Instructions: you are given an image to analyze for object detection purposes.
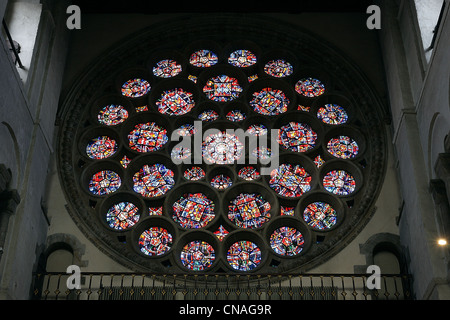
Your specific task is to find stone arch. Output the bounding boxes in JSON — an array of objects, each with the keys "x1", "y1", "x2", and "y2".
[
  {"x1": 44, "y1": 233, "x2": 87, "y2": 270},
  {"x1": 358, "y1": 233, "x2": 409, "y2": 275}
]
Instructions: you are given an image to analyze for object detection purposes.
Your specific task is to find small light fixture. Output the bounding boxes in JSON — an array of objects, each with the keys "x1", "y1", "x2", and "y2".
[{"x1": 437, "y1": 238, "x2": 448, "y2": 246}]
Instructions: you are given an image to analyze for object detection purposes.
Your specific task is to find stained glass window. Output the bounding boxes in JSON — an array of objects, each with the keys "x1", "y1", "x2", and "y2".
[
  {"x1": 171, "y1": 146, "x2": 191, "y2": 161},
  {"x1": 210, "y1": 174, "x2": 233, "y2": 190},
  {"x1": 303, "y1": 202, "x2": 337, "y2": 230},
  {"x1": 270, "y1": 227, "x2": 305, "y2": 256},
  {"x1": 314, "y1": 155, "x2": 325, "y2": 168},
  {"x1": 250, "y1": 88, "x2": 290, "y2": 116},
  {"x1": 128, "y1": 122, "x2": 168, "y2": 153},
  {"x1": 86, "y1": 136, "x2": 118, "y2": 160},
  {"x1": 281, "y1": 206, "x2": 295, "y2": 216},
  {"x1": 68, "y1": 37, "x2": 375, "y2": 274},
  {"x1": 323, "y1": 170, "x2": 356, "y2": 196},
  {"x1": 181, "y1": 240, "x2": 215, "y2": 271},
  {"x1": 149, "y1": 207, "x2": 163, "y2": 216},
  {"x1": 89, "y1": 170, "x2": 121, "y2": 196},
  {"x1": 228, "y1": 193, "x2": 271, "y2": 229},
  {"x1": 184, "y1": 166, "x2": 206, "y2": 181},
  {"x1": 228, "y1": 49, "x2": 257, "y2": 67},
  {"x1": 264, "y1": 59, "x2": 293, "y2": 78},
  {"x1": 238, "y1": 166, "x2": 260, "y2": 181},
  {"x1": 226, "y1": 110, "x2": 246, "y2": 122},
  {"x1": 317, "y1": 104, "x2": 348, "y2": 125},
  {"x1": 269, "y1": 164, "x2": 312, "y2": 197},
  {"x1": 203, "y1": 75, "x2": 243, "y2": 102},
  {"x1": 152, "y1": 59, "x2": 182, "y2": 78},
  {"x1": 172, "y1": 193, "x2": 215, "y2": 228},
  {"x1": 246, "y1": 124, "x2": 268, "y2": 136},
  {"x1": 133, "y1": 164, "x2": 175, "y2": 198},
  {"x1": 106, "y1": 202, "x2": 140, "y2": 230},
  {"x1": 295, "y1": 78, "x2": 325, "y2": 97},
  {"x1": 136, "y1": 105, "x2": 148, "y2": 113},
  {"x1": 188, "y1": 75, "x2": 197, "y2": 83},
  {"x1": 189, "y1": 50, "x2": 218, "y2": 68},
  {"x1": 327, "y1": 136, "x2": 359, "y2": 159},
  {"x1": 176, "y1": 124, "x2": 196, "y2": 137},
  {"x1": 298, "y1": 105, "x2": 311, "y2": 112},
  {"x1": 98, "y1": 104, "x2": 129, "y2": 126},
  {"x1": 139, "y1": 227, "x2": 173, "y2": 256},
  {"x1": 277, "y1": 122, "x2": 317, "y2": 152},
  {"x1": 227, "y1": 241, "x2": 261, "y2": 271},
  {"x1": 202, "y1": 132, "x2": 244, "y2": 164},
  {"x1": 214, "y1": 225, "x2": 229, "y2": 241},
  {"x1": 251, "y1": 147, "x2": 272, "y2": 160},
  {"x1": 121, "y1": 78, "x2": 151, "y2": 98},
  {"x1": 120, "y1": 155, "x2": 131, "y2": 168},
  {"x1": 156, "y1": 88, "x2": 195, "y2": 116},
  {"x1": 198, "y1": 109, "x2": 219, "y2": 122}
]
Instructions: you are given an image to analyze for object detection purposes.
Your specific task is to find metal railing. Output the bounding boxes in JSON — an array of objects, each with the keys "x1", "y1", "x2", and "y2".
[{"x1": 30, "y1": 272, "x2": 414, "y2": 300}]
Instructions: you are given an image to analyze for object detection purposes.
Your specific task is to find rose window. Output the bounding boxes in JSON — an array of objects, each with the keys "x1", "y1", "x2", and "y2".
[{"x1": 60, "y1": 19, "x2": 386, "y2": 274}]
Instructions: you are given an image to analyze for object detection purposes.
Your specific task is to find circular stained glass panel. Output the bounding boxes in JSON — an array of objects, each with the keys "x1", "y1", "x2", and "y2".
[
  {"x1": 198, "y1": 109, "x2": 219, "y2": 122},
  {"x1": 269, "y1": 164, "x2": 312, "y2": 197},
  {"x1": 181, "y1": 240, "x2": 215, "y2": 271},
  {"x1": 228, "y1": 49, "x2": 257, "y2": 67},
  {"x1": 238, "y1": 166, "x2": 260, "y2": 181},
  {"x1": 89, "y1": 170, "x2": 121, "y2": 196},
  {"x1": 202, "y1": 132, "x2": 244, "y2": 164},
  {"x1": 226, "y1": 110, "x2": 246, "y2": 122},
  {"x1": 264, "y1": 59, "x2": 294, "y2": 78},
  {"x1": 106, "y1": 202, "x2": 140, "y2": 230},
  {"x1": 172, "y1": 193, "x2": 215, "y2": 228},
  {"x1": 270, "y1": 227, "x2": 305, "y2": 256},
  {"x1": 203, "y1": 75, "x2": 243, "y2": 102},
  {"x1": 128, "y1": 122, "x2": 168, "y2": 153},
  {"x1": 228, "y1": 193, "x2": 271, "y2": 229},
  {"x1": 98, "y1": 104, "x2": 129, "y2": 126},
  {"x1": 303, "y1": 202, "x2": 337, "y2": 230},
  {"x1": 227, "y1": 241, "x2": 261, "y2": 271},
  {"x1": 317, "y1": 104, "x2": 348, "y2": 125},
  {"x1": 156, "y1": 88, "x2": 195, "y2": 116},
  {"x1": 121, "y1": 78, "x2": 151, "y2": 98},
  {"x1": 139, "y1": 227, "x2": 173, "y2": 256},
  {"x1": 210, "y1": 174, "x2": 233, "y2": 190},
  {"x1": 323, "y1": 170, "x2": 356, "y2": 196},
  {"x1": 152, "y1": 59, "x2": 182, "y2": 78},
  {"x1": 176, "y1": 123, "x2": 196, "y2": 137},
  {"x1": 278, "y1": 122, "x2": 317, "y2": 152},
  {"x1": 295, "y1": 78, "x2": 325, "y2": 97},
  {"x1": 189, "y1": 49, "x2": 218, "y2": 68},
  {"x1": 133, "y1": 164, "x2": 175, "y2": 198},
  {"x1": 86, "y1": 136, "x2": 118, "y2": 160},
  {"x1": 250, "y1": 88, "x2": 290, "y2": 116},
  {"x1": 184, "y1": 166, "x2": 206, "y2": 181},
  {"x1": 246, "y1": 124, "x2": 268, "y2": 136},
  {"x1": 327, "y1": 136, "x2": 359, "y2": 159}
]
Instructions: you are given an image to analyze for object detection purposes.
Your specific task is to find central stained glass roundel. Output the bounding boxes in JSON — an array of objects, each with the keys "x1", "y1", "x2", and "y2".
[
  {"x1": 203, "y1": 75, "x2": 243, "y2": 102},
  {"x1": 67, "y1": 35, "x2": 375, "y2": 274},
  {"x1": 202, "y1": 132, "x2": 244, "y2": 164}
]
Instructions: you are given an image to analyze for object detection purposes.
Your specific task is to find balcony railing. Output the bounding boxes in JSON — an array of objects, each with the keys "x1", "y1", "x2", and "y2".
[{"x1": 30, "y1": 272, "x2": 414, "y2": 300}]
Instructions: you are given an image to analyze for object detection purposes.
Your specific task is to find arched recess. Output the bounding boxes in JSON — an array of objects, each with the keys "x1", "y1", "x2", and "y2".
[
  {"x1": 44, "y1": 233, "x2": 87, "y2": 271},
  {"x1": 358, "y1": 233, "x2": 409, "y2": 275}
]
